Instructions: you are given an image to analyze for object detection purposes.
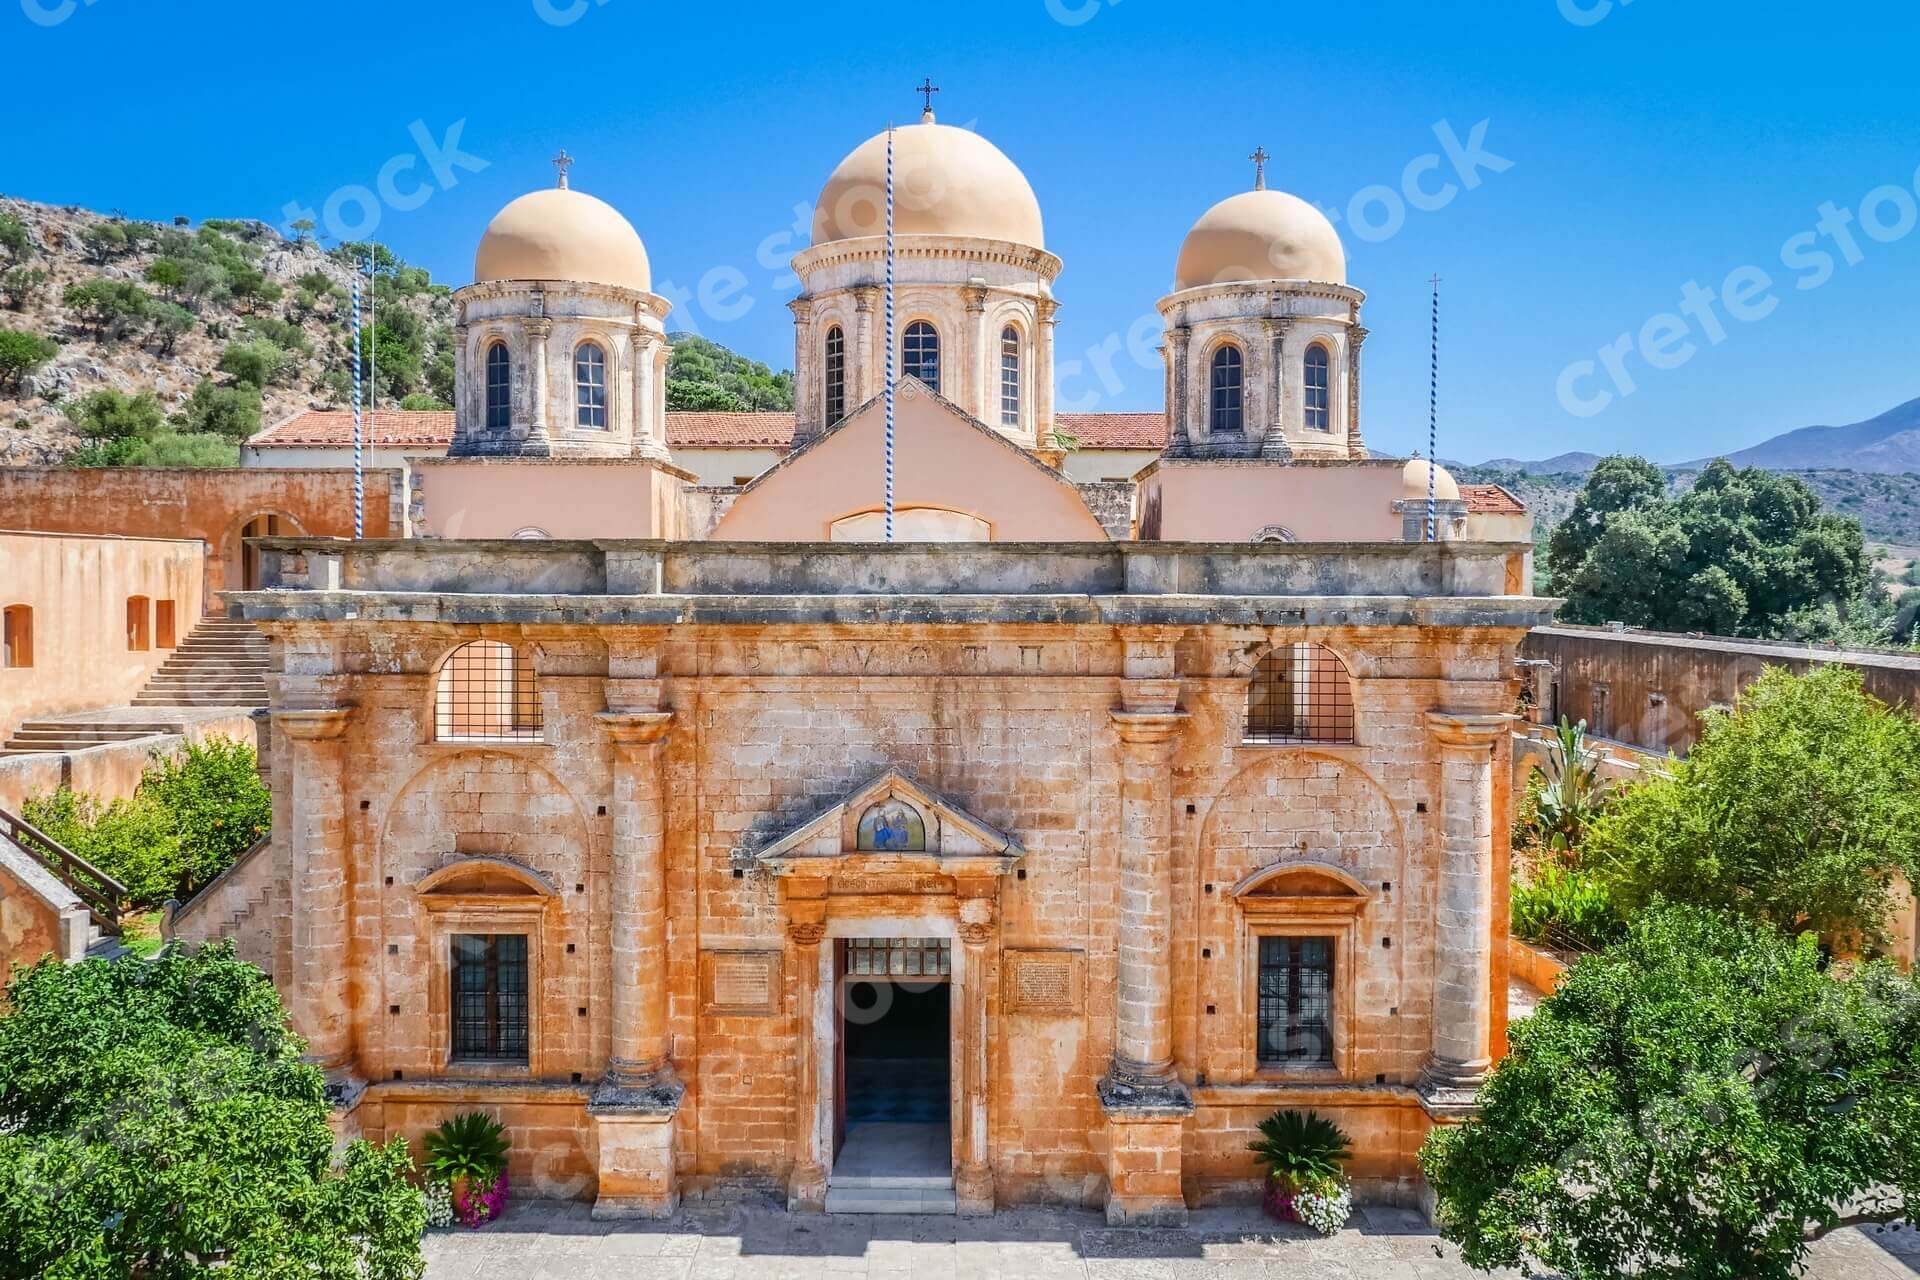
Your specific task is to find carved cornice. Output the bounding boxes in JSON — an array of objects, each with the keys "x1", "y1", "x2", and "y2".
[
  {"x1": 597, "y1": 710, "x2": 674, "y2": 750},
  {"x1": 1426, "y1": 711, "x2": 1512, "y2": 748},
  {"x1": 1111, "y1": 708, "x2": 1189, "y2": 745},
  {"x1": 274, "y1": 708, "x2": 354, "y2": 741}
]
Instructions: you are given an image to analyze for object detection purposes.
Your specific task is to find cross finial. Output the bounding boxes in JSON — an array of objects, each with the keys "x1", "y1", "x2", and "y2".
[
  {"x1": 916, "y1": 77, "x2": 940, "y2": 121},
  {"x1": 1249, "y1": 146, "x2": 1270, "y2": 191},
  {"x1": 552, "y1": 149, "x2": 574, "y2": 190}
]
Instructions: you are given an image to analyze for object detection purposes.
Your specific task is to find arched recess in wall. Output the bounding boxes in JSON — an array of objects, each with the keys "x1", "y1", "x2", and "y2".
[
  {"x1": 1196, "y1": 750, "x2": 1403, "y2": 888},
  {"x1": 225, "y1": 511, "x2": 309, "y2": 594}
]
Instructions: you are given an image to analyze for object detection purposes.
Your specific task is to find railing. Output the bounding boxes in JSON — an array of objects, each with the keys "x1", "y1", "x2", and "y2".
[{"x1": 0, "y1": 808, "x2": 127, "y2": 936}]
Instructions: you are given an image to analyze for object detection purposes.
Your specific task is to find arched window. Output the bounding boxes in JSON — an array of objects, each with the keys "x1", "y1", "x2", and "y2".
[
  {"x1": 903, "y1": 321, "x2": 940, "y2": 393},
  {"x1": 435, "y1": 640, "x2": 543, "y2": 742},
  {"x1": 1244, "y1": 644, "x2": 1355, "y2": 744},
  {"x1": 1304, "y1": 344, "x2": 1332, "y2": 431},
  {"x1": 575, "y1": 342, "x2": 608, "y2": 429},
  {"x1": 126, "y1": 596, "x2": 150, "y2": 652},
  {"x1": 824, "y1": 325, "x2": 846, "y2": 426},
  {"x1": 999, "y1": 326, "x2": 1021, "y2": 428},
  {"x1": 2, "y1": 605, "x2": 32, "y2": 669},
  {"x1": 1210, "y1": 344, "x2": 1244, "y2": 435},
  {"x1": 485, "y1": 342, "x2": 512, "y2": 432}
]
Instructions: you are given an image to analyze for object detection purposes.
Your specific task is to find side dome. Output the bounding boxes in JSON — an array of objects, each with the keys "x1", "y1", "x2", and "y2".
[
  {"x1": 812, "y1": 120, "x2": 1044, "y2": 249},
  {"x1": 474, "y1": 187, "x2": 651, "y2": 293},
  {"x1": 1402, "y1": 458, "x2": 1461, "y2": 503},
  {"x1": 1175, "y1": 188, "x2": 1346, "y2": 291}
]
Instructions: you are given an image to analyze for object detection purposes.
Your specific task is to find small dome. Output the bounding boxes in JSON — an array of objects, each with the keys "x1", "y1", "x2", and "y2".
[
  {"x1": 813, "y1": 118, "x2": 1044, "y2": 249},
  {"x1": 1402, "y1": 458, "x2": 1460, "y2": 502},
  {"x1": 474, "y1": 187, "x2": 651, "y2": 293},
  {"x1": 1175, "y1": 188, "x2": 1346, "y2": 291}
]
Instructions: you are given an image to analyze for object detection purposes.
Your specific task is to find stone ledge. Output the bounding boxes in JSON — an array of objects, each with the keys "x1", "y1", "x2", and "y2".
[
  {"x1": 587, "y1": 1075, "x2": 685, "y2": 1117},
  {"x1": 1098, "y1": 1074, "x2": 1196, "y2": 1119}
]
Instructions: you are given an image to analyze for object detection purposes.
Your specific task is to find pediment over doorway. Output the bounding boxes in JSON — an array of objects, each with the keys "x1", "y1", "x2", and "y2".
[{"x1": 750, "y1": 770, "x2": 1025, "y2": 878}]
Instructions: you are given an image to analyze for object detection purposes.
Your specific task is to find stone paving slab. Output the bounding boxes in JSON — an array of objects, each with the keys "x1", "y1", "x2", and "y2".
[{"x1": 423, "y1": 1200, "x2": 1918, "y2": 1279}]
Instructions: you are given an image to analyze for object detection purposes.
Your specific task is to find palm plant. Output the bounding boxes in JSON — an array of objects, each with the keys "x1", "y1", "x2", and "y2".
[
  {"x1": 1247, "y1": 1109, "x2": 1352, "y2": 1192},
  {"x1": 1526, "y1": 717, "x2": 1613, "y2": 855},
  {"x1": 422, "y1": 1111, "x2": 509, "y2": 1185}
]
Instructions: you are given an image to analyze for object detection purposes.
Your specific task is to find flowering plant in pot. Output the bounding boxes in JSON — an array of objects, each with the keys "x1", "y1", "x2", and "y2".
[
  {"x1": 1248, "y1": 1109, "x2": 1354, "y2": 1233},
  {"x1": 423, "y1": 1112, "x2": 511, "y2": 1227}
]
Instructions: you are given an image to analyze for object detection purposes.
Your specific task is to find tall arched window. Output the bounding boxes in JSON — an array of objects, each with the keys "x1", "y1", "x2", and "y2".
[
  {"x1": 824, "y1": 325, "x2": 846, "y2": 426},
  {"x1": 2, "y1": 605, "x2": 32, "y2": 669},
  {"x1": 903, "y1": 321, "x2": 940, "y2": 393},
  {"x1": 1244, "y1": 644, "x2": 1356, "y2": 744},
  {"x1": 575, "y1": 342, "x2": 608, "y2": 429},
  {"x1": 1210, "y1": 344, "x2": 1245, "y2": 435},
  {"x1": 1304, "y1": 343, "x2": 1332, "y2": 431},
  {"x1": 485, "y1": 342, "x2": 512, "y2": 431},
  {"x1": 999, "y1": 326, "x2": 1021, "y2": 428},
  {"x1": 436, "y1": 640, "x2": 543, "y2": 742}
]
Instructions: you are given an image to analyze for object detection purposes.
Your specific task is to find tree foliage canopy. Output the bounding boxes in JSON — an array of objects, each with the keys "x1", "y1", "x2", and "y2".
[
  {"x1": 665, "y1": 332, "x2": 795, "y2": 412},
  {"x1": 1422, "y1": 904, "x2": 1920, "y2": 1280},
  {"x1": 1546, "y1": 457, "x2": 1870, "y2": 639},
  {"x1": 0, "y1": 327, "x2": 58, "y2": 391},
  {"x1": 0, "y1": 944, "x2": 425, "y2": 1280}
]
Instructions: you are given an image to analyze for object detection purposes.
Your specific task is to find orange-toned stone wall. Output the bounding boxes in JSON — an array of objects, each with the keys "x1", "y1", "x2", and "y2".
[{"x1": 0, "y1": 853, "x2": 72, "y2": 983}]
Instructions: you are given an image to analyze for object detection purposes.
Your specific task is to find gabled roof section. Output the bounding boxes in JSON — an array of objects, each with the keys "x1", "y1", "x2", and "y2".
[{"x1": 750, "y1": 769, "x2": 1025, "y2": 877}]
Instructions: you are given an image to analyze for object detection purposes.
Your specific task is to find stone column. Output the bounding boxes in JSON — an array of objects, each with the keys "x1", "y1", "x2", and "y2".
[
  {"x1": 277, "y1": 707, "x2": 358, "y2": 1099},
  {"x1": 1260, "y1": 317, "x2": 1294, "y2": 459},
  {"x1": 1419, "y1": 712, "x2": 1510, "y2": 1112},
  {"x1": 1346, "y1": 324, "x2": 1369, "y2": 458},
  {"x1": 452, "y1": 321, "x2": 471, "y2": 446},
  {"x1": 589, "y1": 700, "x2": 681, "y2": 1219},
  {"x1": 1164, "y1": 325, "x2": 1191, "y2": 456},
  {"x1": 630, "y1": 329, "x2": 670, "y2": 463},
  {"x1": 963, "y1": 286, "x2": 989, "y2": 426},
  {"x1": 1034, "y1": 297, "x2": 1058, "y2": 444},
  {"x1": 785, "y1": 901, "x2": 831, "y2": 1212},
  {"x1": 788, "y1": 297, "x2": 817, "y2": 443},
  {"x1": 526, "y1": 317, "x2": 553, "y2": 453},
  {"x1": 1099, "y1": 652, "x2": 1192, "y2": 1226},
  {"x1": 955, "y1": 881, "x2": 998, "y2": 1216},
  {"x1": 853, "y1": 287, "x2": 879, "y2": 405}
]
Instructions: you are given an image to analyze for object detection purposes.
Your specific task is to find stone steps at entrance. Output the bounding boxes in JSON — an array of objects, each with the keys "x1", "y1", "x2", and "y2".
[
  {"x1": 825, "y1": 1120, "x2": 954, "y2": 1215},
  {"x1": 823, "y1": 1184, "x2": 958, "y2": 1214}
]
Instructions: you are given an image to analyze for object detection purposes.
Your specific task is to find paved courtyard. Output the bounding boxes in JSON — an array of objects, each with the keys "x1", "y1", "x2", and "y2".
[{"x1": 423, "y1": 1199, "x2": 1918, "y2": 1279}]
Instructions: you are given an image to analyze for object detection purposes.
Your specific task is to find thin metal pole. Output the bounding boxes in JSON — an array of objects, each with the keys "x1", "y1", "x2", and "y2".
[
  {"x1": 1426, "y1": 273, "x2": 1440, "y2": 543},
  {"x1": 351, "y1": 272, "x2": 364, "y2": 539},
  {"x1": 884, "y1": 125, "x2": 896, "y2": 543}
]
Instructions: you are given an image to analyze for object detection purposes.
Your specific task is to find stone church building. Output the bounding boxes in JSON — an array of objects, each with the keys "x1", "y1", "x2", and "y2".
[{"x1": 179, "y1": 99, "x2": 1550, "y2": 1224}]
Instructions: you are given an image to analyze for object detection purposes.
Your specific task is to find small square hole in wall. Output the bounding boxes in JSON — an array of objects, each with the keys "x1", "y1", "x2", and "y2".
[
  {"x1": 1185, "y1": 804, "x2": 1196, "y2": 815},
  {"x1": 359, "y1": 800, "x2": 370, "y2": 811},
  {"x1": 388, "y1": 1005, "x2": 399, "y2": 1015},
  {"x1": 571, "y1": 1072, "x2": 583, "y2": 1084},
  {"x1": 393, "y1": 1070, "x2": 404, "y2": 1081},
  {"x1": 1416, "y1": 802, "x2": 1429, "y2": 814},
  {"x1": 566, "y1": 943, "x2": 576, "y2": 954},
  {"x1": 1390, "y1": 1006, "x2": 1399, "y2": 1017},
  {"x1": 387, "y1": 944, "x2": 399, "y2": 955},
  {"x1": 1376, "y1": 1073, "x2": 1387, "y2": 1085},
  {"x1": 1016, "y1": 868, "x2": 1026, "y2": 881},
  {"x1": 1196, "y1": 1072, "x2": 1208, "y2": 1087},
  {"x1": 1206, "y1": 1005, "x2": 1216, "y2": 1015},
  {"x1": 1383, "y1": 881, "x2": 1393, "y2": 893},
  {"x1": 1201, "y1": 947, "x2": 1211, "y2": 959},
  {"x1": 384, "y1": 876, "x2": 393, "y2": 886},
  {"x1": 732, "y1": 868, "x2": 744, "y2": 879},
  {"x1": 575, "y1": 883, "x2": 585, "y2": 894},
  {"x1": 1383, "y1": 937, "x2": 1393, "y2": 949},
  {"x1": 1204, "y1": 883, "x2": 1214, "y2": 894},
  {"x1": 597, "y1": 805, "x2": 607, "y2": 816},
  {"x1": 577, "y1": 1007, "x2": 587, "y2": 1018}
]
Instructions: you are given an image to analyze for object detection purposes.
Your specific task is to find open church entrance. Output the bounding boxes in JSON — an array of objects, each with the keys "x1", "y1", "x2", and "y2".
[{"x1": 828, "y1": 937, "x2": 955, "y2": 1212}]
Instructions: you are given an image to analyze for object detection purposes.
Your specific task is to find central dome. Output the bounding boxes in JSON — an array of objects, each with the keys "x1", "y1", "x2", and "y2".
[
  {"x1": 474, "y1": 186, "x2": 652, "y2": 293},
  {"x1": 812, "y1": 118, "x2": 1044, "y2": 249},
  {"x1": 1175, "y1": 188, "x2": 1346, "y2": 291}
]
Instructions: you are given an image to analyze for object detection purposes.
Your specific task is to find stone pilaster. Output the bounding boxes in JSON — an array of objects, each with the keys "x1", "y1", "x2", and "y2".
[
  {"x1": 1034, "y1": 296, "x2": 1058, "y2": 444},
  {"x1": 955, "y1": 880, "x2": 997, "y2": 1216},
  {"x1": 1418, "y1": 711, "x2": 1510, "y2": 1115},
  {"x1": 1346, "y1": 324, "x2": 1369, "y2": 458},
  {"x1": 853, "y1": 287, "x2": 879, "y2": 407},
  {"x1": 526, "y1": 317, "x2": 553, "y2": 453},
  {"x1": 788, "y1": 296, "x2": 817, "y2": 444},
  {"x1": 1163, "y1": 325, "x2": 1192, "y2": 457},
  {"x1": 785, "y1": 904, "x2": 831, "y2": 1212},
  {"x1": 276, "y1": 707, "x2": 360, "y2": 1105},
  {"x1": 964, "y1": 286, "x2": 989, "y2": 428},
  {"x1": 589, "y1": 698, "x2": 681, "y2": 1219},
  {"x1": 1259, "y1": 317, "x2": 1294, "y2": 459},
  {"x1": 631, "y1": 328, "x2": 670, "y2": 463}
]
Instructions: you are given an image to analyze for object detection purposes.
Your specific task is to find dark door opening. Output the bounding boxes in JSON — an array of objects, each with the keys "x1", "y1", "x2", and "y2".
[
  {"x1": 829, "y1": 938, "x2": 954, "y2": 1200},
  {"x1": 842, "y1": 979, "x2": 949, "y2": 1125}
]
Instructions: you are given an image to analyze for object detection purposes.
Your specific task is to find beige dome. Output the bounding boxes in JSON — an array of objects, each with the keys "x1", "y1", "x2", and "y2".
[
  {"x1": 474, "y1": 187, "x2": 651, "y2": 292},
  {"x1": 1402, "y1": 458, "x2": 1460, "y2": 503},
  {"x1": 813, "y1": 118, "x2": 1044, "y2": 248},
  {"x1": 1175, "y1": 188, "x2": 1346, "y2": 291}
]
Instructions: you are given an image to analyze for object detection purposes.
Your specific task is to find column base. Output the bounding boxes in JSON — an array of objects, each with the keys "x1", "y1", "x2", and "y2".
[
  {"x1": 955, "y1": 1161, "x2": 995, "y2": 1217},
  {"x1": 1099, "y1": 1076, "x2": 1194, "y2": 1227},
  {"x1": 588, "y1": 1075, "x2": 683, "y2": 1220},
  {"x1": 1415, "y1": 1057, "x2": 1488, "y2": 1120},
  {"x1": 320, "y1": 1069, "x2": 367, "y2": 1146},
  {"x1": 787, "y1": 1160, "x2": 829, "y2": 1213}
]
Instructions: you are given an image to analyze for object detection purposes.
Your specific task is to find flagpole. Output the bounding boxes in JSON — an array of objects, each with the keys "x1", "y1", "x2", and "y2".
[
  {"x1": 350, "y1": 271, "x2": 364, "y2": 540},
  {"x1": 884, "y1": 124, "x2": 896, "y2": 543},
  {"x1": 1426, "y1": 274, "x2": 1440, "y2": 543}
]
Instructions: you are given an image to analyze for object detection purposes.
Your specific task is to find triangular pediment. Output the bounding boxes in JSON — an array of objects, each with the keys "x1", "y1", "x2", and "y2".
[{"x1": 751, "y1": 769, "x2": 1024, "y2": 875}]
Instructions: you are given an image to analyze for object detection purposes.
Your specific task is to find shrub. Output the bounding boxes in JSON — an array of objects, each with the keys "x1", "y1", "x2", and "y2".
[
  {"x1": 218, "y1": 337, "x2": 288, "y2": 389},
  {"x1": 1510, "y1": 860, "x2": 1625, "y2": 953},
  {"x1": 141, "y1": 735, "x2": 271, "y2": 889},
  {"x1": 0, "y1": 265, "x2": 47, "y2": 310},
  {"x1": 67, "y1": 387, "x2": 165, "y2": 440},
  {"x1": 1513, "y1": 718, "x2": 1614, "y2": 855},
  {"x1": 0, "y1": 327, "x2": 57, "y2": 391},
  {"x1": 399, "y1": 392, "x2": 450, "y2": 411},
  {"x1": 62, "y1": 279, "x2": 149, "y2": 340},
  {"x1": 21, "y1": 787, "x2": 182, "y2": 906},
  {"x1": 1248, "y1": 1109, "x2": 1352, "y2": 1193},
  {"x1": 178, "y1": 376, "x2": 262, "y2": 439}
]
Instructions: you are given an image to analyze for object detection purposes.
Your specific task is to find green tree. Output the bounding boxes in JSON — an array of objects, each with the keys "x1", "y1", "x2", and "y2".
[
  {"x1": 666, "y1": 379, "x2": 747, "y2": 412},
  {"x1": 1588, "y1": 665, "x2": 1920, "y2": 950},
  {"x1": 78, "y1": 221, "x2": 131, "y2": 263},
  {"x1": 399, "y1": 392, "x2": 450, "y2": 411},
  {"x1": 0, "y1": 266, "x2": 47, "y2": 311},
  {"x1": 0, "y1": 944, "x2": 427, "y2": 1279},
  {"x1": 226, "y1": 263, "x2": 282, "y2": 313},
  {"x1": 0, "y1": 210, "x2": 34, "y2": 262},
  {"x1": 61, "y1": 279, "x2": 149, "y2": 341},
  {"x1": 288, "y1": 216, "x2": 317, "y2": 245},
  {"x1": 146, "y1": 300, "x2": 195, "y2": 356},
  {"x1": 66, "y1": 388, "x2": 165, "y2": 441},
  {"x1": 1422, "y1": 905, "x2": 1920, "y2": 1280},
  {"x1": 666, "y1": 332, "x2": 795, "y2": 411},
  {"x1": 144, "y1": 256, "x2": 188, "y2": 300},
  {"x1": 0, "y1": 328, "x2": 57, "y2": 392},
  {"x1": 181, "y1": 260, "x2": 231, "y2": 312},
  {"x1": 218, "y1": 338, "x2": 288, "y2": 389},
  {"x1": 139, "y1": 736, "x2": 272, "y2": 890},
  {"x1": 178, "y1": 377, "x2": 262, "y2": 440}
]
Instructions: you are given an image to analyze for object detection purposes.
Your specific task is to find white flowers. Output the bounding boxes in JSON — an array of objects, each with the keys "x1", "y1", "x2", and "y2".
[
  {"x1": 422, "y1": 1180, "x2": 454, "y2": 1230},
  {"x1": 1294, "y1": 1178, "x2": 1354, "y2": 1237}
]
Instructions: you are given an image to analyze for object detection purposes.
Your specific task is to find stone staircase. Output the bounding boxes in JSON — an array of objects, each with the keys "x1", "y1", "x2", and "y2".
[
  {"x1": 1, "y1": 718, "x2": 187, "y2": 755},
  {"x1": 131, "y1": 615, "x2": 270, "y2": 709}
]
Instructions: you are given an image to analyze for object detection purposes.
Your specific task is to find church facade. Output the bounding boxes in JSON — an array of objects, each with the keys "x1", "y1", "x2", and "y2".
[{"x1": 181, "y1": 98, "x2": 1548, "y2": 1224}]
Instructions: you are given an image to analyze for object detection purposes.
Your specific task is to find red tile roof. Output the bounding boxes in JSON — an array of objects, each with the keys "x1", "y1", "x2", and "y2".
[
  {"x1": 251, "y1": 410, "x2": 455, "y2": 449},
  {"x1": 1056, "y1": 412, "x2": 1167, "y2": 449},
  {"x1": 1460, "y1": 483, "x2": 1527, "y2": 515},
  {"x1": 664, "y1": 412, "x2": 794, "y2": 446}
]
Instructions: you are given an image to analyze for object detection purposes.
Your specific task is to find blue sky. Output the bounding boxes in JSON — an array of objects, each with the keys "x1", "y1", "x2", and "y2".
[{"x1": 3, "y1": 0, "x2": 1917, "y2": 464}]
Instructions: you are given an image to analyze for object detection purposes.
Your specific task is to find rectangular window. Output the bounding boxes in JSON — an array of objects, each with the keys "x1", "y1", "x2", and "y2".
[
  {"x1": 155, "y1": 600, "x2": 177, "y2": 649},
  {"x1": 126, "y1": 596, "x2": 150, "y2": 651},
  {"x1": 842, "y1": 936, "x2": 951, "y2": 978},
  {"x1": 451, "y1": 934, "x2": 529, "y2": 1063},
  {"x1": 1257, "y1": 936, "x2": 1334, "y2": 1066}
]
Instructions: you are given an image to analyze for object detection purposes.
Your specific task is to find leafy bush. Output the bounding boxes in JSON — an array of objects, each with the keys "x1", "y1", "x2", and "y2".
[
  {"x1": 20, "y1": 787, "x2": 181, "y2": 906},
  {"x1": 0, "y1": 210, "x2": 34, "y2": 261},
  {"x1": 399, "y1": 392, "x2": 450, "y2": 411},
  {"x1": 0, "y1": 943, "x2": 427, "y2": 1277},
  {"x1": 178, "y1": 376, "x2": 262, "y2": 439},
  {"x1": 62, "y1": 279, "x2": 149, "y2": 340},
  {"x1": 422, "y1": 1112, "x2": 510, "y2": 1184},
  {"x1": 1510, "y1": 860, "x2": 1625, "y2": 953},
  {"x1": 0, "y1": 265, "x2": 47, "y2": 310},
  {"x1": 1248, "y1": 1109, "x2": 1352, "y2": 1193},
  {"x1": 218, "y1": 337, "x2": 288, "y2": 389},
  {"x1": 67, "y1": 388, "x2": 166, "y2": 440},
  {"x1": 64, "y1": 430, "x2": 239, "y2": 468},
  {"x1": 0, "y1": 327, "x2": 57, "y2": 391}
]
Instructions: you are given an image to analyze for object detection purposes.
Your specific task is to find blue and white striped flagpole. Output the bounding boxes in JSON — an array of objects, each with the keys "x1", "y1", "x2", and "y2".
[
  {"x1": 884, "y1": 125, "x2": 897, "y2": 543},
  {"x1": 351, "y1": 272, "x2": 364, "y2": 540},
  {"x1": 1426, "y1": 274, "x2": 1440, "y2": 543}
]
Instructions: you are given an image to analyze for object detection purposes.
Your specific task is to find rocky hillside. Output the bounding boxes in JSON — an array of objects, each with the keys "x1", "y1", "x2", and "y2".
[{"x1": 0, "y1": 196, "x2": 452, "y2": 464}]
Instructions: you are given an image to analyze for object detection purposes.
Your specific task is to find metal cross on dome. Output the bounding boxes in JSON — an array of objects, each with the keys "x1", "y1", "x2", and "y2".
[
  {"x1": 553, "y1": 149, "x2": 574, "y2": 190},
  {"x1": 916, "y1": 77, "x2": 940, "y2": 115},
  {"x1": 1249, "y1": 146, "x2": 1270, "y2": 191}
]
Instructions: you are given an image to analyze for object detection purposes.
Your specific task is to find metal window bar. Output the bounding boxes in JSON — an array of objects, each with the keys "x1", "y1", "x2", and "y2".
[
  {"x1": 1257, "y1": 936, "x2": 1334, "y2": 1065},
  {"x1": 453, "y1": 934, "x2": 529, "y2": 1062},
  {"x1": 903, "y1": 321, "x2": 941, "y2": 393},
  {"x1": 824, "y1": 326, "x2": 846, "y2": 426},
  {"x1": 1304, "y1": 345, "x2": 1331, "y2": 430},
  {"x1": 436, "y1": 641, "x2": 543, "y2": 742},
  {"x1": 1000, "y1": 327, "x2": 1020, "y2": 427},
  {"x1": 575, "y1": 344, "x2": 608, "y2": 429},
  {"x1": 485, "y1": 344, "x2": 512, "y2": 431},
  {"x1": 842, "y1": 937, "x2": 951, "y2": 979},
  {"x1": 1244, "y1": 643, "x2": 1356, "y2": 744},
  {"x1": 1210, "y1": 346, "x2": 1244, "y2": 434}
]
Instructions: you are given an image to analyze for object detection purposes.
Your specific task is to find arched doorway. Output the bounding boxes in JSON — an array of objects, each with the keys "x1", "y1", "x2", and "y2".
[{"x1": 226, "y1": 513, "x2": 306, "y2": 595}]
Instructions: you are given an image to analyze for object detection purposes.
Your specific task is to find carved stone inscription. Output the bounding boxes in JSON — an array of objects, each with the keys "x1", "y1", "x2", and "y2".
[{"x1": 1004, "y1": 948, "x2": 1084, "y2": 1016}]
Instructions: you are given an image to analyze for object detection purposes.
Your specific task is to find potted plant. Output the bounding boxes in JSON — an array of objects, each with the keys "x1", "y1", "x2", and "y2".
[
  {"x1": 1247, "y1": 1108, "x2": 1354, "y2": 1233},
  {"x1": 423, "y1": 1111, "x2": 511, "y2": 1227}
]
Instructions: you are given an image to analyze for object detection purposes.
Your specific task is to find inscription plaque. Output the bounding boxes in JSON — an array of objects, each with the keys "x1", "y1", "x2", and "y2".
[
  {"x1": 701, "y1": 950, "x2": 781, "y2": 1016},
  {"x1": 1003, "y1": 948, "x2": 1084, "y2": 1016}
]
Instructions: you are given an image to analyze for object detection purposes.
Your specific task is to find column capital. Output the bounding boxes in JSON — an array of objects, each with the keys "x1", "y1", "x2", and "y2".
[
  {"x1": 1426, "y1": 711, "x2": 1511, "y2": 748},
  {"x1": 1035, "y1": 297, "x2": 1060, "y2": 324},
  {"x1": 788, "y1": 295, "x2": 814, "y2": 322},
  {"x1": 962, "y1": 285, "x2": 989, "y2": 312},
  {"x1": 1111, "y1": 708, "x2": 1189, "y2": 745},
  {"x1": 273, "y1": 707, "x2": 354, "y2": 741},
  {"x1": 788, "y1": 920, "x2": 828, "y2": 947},
  {"x1": 853, "y1": 285, "x2": 878, "y2": 312},
  {"x1": 598, "y1": 710, "x2": 674, "y2": 749},
  {"x1": 526, "y1": 317, "x2": 553, "y2": 339}
]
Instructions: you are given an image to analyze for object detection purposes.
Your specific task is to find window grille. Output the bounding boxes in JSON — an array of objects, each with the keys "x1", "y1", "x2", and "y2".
[
  {"x1": 452, "y1": 934, "x2": 529, "y2": 1062},
  {"x1": 1244, "y1": 644, "x2": 1355, "y2": 744},
  {"x1": 485, "y1": 343, "x2": 512, "y2": 431},
  {"x1": 575, "y1": 342, "x2": 608, "y2": 429},
  {"x1": 903, "y1": 321, "x2": 940, "y2": 393},
  {"x1": 1210, "y1": 345, "x2": 1244, "y2": 435},
  {"x1": 1304, "y1": 344, "x2": 1331, "y2": 430},
  {"x1": 435, "y1": 641, "x2": 543, "y2": 742},
  {"x1": 842, "y1": 937, "x2": 951, "y2": 979},
  {"x1": 824, "y1": 325, "x2": 846, "y2": 426},
  {"x1": 1258, "y1": 935, "x2": 1334, "y2": 1065},
  {"x1": 1000, "y1": 326, "x2": 1021, "y2": 428}
]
